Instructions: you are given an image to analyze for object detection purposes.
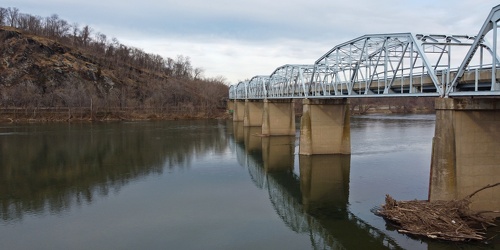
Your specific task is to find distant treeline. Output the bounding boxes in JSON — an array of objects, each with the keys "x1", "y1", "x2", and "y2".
[{"x1": 0, "y1": 7, "x2": 229, "y2": 121}]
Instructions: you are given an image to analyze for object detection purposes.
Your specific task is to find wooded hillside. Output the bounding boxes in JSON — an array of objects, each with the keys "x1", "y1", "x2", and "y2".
[{"x1": 0, "y1": 7, "x2": 229, "y2": 121}]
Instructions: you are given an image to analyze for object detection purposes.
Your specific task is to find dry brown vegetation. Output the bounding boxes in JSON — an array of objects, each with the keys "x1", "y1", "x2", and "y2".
[
  {"x1": 0, "y1": 7, "x2": 229, "y2": 122},
  {"x1": 377, "y1": 183, "x2": 500, "y2": 242}
]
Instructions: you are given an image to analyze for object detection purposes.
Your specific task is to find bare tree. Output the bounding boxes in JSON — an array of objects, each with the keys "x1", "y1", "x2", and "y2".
[
  {"x1": 55, "y1": 18, "x2": 70, "y2": 38},
  {"x1": 71, "y1": 22, "x2": 79, "y2": 45},
  {"x1": 94, "y1": 32, "x2": 107, "y2": 54},
  {"x1": 193, "y1": 67, "x2": 204, "y2": 80},
  {"x1": 6, "y1": 7, "x2": 19, "y2": 27},
  {"x1": 16, "y1": 14, "x2": 42, "y2": 34},
  {"x1": 173, "y1": 55, "x2": 192, "y2": 78},
  {"x1": 0, "y1": 7, "x2": 7, "y2": 26},
  {"x1": 81, "y1": 25, "x2": 92, "y2": 46}
]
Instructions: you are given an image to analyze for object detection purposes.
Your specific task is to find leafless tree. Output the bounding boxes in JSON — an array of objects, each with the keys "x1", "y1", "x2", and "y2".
[
  {"x1": 71, "y1": 22, "x2": 79, "y2": 45},
  {"x1": 193, "y1": 67, "x2": 204, "y2": 80},
  {"x1": 81, "y1": 25, "x2": 92, "y2": 46},
  {"x1": 173, "y1": 55, "x2": 193, "y2": 78},
  {"x1": 6, "y1": 7, "x2": 19, "y2": 27},
  {"x1": 0, "y1": 7, "x2": 8, "y2": 26}
]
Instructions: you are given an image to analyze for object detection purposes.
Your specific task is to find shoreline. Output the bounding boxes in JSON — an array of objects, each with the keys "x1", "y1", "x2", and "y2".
[{"x1": 0, "y1": 109, "x2": 231, "y2": 124}]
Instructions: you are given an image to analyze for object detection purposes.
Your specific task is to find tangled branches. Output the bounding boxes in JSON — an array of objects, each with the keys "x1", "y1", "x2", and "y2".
[{"x1": 377, "y1": 183, "x2": 500, "y2": 242}]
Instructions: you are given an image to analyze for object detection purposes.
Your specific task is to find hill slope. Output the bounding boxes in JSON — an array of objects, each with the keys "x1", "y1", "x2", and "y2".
[{"x1": 0, "y1": 26, "x2": 228, "y2": 121}]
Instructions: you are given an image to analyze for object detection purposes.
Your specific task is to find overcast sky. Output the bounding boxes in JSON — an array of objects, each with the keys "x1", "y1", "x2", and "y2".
[{"x1": 3, "y1": 0, "x2": 499, "y2": 84}]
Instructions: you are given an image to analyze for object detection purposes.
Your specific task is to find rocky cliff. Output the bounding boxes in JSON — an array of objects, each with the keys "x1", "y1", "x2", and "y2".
[{"x1": 0, "y1": 26, "x2": 228, "y2": 121}]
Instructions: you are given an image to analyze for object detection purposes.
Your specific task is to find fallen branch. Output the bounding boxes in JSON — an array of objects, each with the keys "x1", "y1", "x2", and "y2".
[
  {"x1": 467, "y1": 182, "x2": 500, "y2": 199},
  {"x1": 376, "y1": 183, "x2": 500, "y2": 242}
]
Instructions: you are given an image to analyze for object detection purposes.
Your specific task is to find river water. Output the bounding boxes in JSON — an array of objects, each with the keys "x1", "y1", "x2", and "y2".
[{"x1": 0, "y1": 115, "x2": 498, "y2": 250}]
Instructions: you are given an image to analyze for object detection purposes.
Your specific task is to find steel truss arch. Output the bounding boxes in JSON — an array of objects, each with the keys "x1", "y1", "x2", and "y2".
[
  {"x1": 228, "y1": 85, "x2": 236, "y2": 99},
  {"x1": 247, "y1": 75, "x2": 270, "y2": 99},
  {"x1": 448, "y1": 4, "x2": 500, "y2": 96},
  {"x1": 267, "y1": 64, "x2": 315, "y2": 98},
  {"x1": 310, "y1": 33, "x2": 477, "y2": 98},
  {"x1": 234, "y1": 80, "x2": 248, "y2": 99}
]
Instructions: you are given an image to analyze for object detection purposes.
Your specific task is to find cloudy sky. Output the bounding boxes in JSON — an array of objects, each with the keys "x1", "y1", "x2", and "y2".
[{"x1": 3, "y1": 0, "x2": 499, "y2": 84}]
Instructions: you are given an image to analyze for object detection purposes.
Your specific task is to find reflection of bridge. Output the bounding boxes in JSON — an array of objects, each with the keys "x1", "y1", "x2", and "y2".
[
  {"x1": 230, "y1": 123, "x2": 403, "y2": 249},
  {"x1": 228, "y1": 5, "x2": 500, "y2": 213}
]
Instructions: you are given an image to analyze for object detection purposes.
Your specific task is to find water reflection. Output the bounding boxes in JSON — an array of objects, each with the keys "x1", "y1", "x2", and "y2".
[
  {"x1": 262, "y1": 136, "x2": 294, "y2": 173},
  {"x1": 300, "y1": 155, "x2": 350, "y2": 213},
  {"x1": 233, "y1": 126, "x2": 402, "y2": 249},
  {"x1": 0, "y1": 120, "x2": 230, "y2": 222}
]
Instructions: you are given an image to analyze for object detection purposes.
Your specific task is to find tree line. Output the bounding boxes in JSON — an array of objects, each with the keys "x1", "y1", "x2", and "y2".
[
  {"x1": 0, "y1": 7, "x2": 207, "y2": 79},
  {"x1": 0, "y1": 7, "x2": 229, "y2": 121}
]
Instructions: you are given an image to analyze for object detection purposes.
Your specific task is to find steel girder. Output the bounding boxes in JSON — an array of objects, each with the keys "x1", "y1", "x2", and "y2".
[{"x1": 448, "y1": 4, "x2": 500, "y2": 96}]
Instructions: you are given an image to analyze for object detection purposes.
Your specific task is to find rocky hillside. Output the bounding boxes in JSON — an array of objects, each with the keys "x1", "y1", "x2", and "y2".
[{"x1": 0, "y1": 25, "x2": 228, "y2": 121}]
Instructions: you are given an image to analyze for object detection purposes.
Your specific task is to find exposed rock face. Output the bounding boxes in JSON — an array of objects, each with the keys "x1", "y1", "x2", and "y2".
[
  {"x1": 1, "y1": 27, "x2": 116, "y2": 99},
  {"x1": 0, "y1": 26, "x2": 228, "y2": 121}
]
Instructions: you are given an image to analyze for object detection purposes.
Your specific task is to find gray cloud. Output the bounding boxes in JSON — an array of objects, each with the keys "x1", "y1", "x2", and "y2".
[{"x1": 3, "y1": 0, "x2": 499, "y2": 83}]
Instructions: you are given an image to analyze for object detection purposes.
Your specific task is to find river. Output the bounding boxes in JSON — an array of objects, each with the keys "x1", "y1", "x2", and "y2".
[{"x1": 0, "y1": 115, "x2": 498, "y2": 249}]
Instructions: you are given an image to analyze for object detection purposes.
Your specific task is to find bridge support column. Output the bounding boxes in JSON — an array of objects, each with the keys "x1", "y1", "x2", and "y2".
[
  {"x1": 299, "y1": 99, "x2": 350, "y2": 155},
  {"x1": 227, "y1": 100, "x2": 235, "y2": 114},
  {"x1": 243, "y1": 100, "x2": 264, "y2": 127},
  {"x1": 262, "y1": 99, "x2": 295, "y2": 136},
  {"x1": 430, "y1": 98, "x2": 500, "y2": 215},
  {"x1": 233, "y1": 100, "x2": 245, "y2": 122}
]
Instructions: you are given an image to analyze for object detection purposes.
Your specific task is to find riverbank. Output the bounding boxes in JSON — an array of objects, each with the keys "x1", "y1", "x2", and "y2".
[{"x1": 0, "y1": 107, "x2": 230, "y2": 123}]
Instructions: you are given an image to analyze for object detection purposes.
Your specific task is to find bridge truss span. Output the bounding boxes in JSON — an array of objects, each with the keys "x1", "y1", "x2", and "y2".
[
  {"x1": 310, "y1": 33, "x2": 479, "y2": 98},
  {"x1": 267, "y1": 64, "x2": 315, "y2": 98},
  {"x1": 449, "y1": 4, "x2": 500, "y2": 95},
  {"x1": 230, "y1": 4, "x2": 500, "y2": 99}
]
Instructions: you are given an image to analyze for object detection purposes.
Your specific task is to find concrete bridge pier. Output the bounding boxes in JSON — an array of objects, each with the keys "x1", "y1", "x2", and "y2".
[
  {"x1": 262, "y1": 99, "x2": 296, "y2": 136},
  {"x1": 233, "y1": 100, "x2": 246, "y2": 122},
  {"x1": 430, "y1": 98, "x2": 500, "y2": 215},
  {"x1": 227, "y1": 100, "x2": 235, "y2": 114},
  {"x1": 299, "y1": 99, "x2": 351, "y2": 155},
  {"x1": 243, "y1": 100, "x2": 264, "y2": 127}
]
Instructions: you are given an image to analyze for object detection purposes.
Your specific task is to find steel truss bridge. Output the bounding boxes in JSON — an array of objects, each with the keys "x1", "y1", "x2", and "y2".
[{"x1": 229, "y1": 5, "x2": 500, "y2": 99}]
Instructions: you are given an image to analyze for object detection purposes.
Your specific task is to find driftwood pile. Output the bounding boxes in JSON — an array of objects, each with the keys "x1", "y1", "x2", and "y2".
[{"x1": 377, "y1": 183, "x2": 500, "y2": 242}]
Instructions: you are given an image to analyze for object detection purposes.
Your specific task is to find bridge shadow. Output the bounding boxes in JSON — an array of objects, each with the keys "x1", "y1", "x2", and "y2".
[{"x1": 232, "y1": 124, "x2": 402, "y2": 249}]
